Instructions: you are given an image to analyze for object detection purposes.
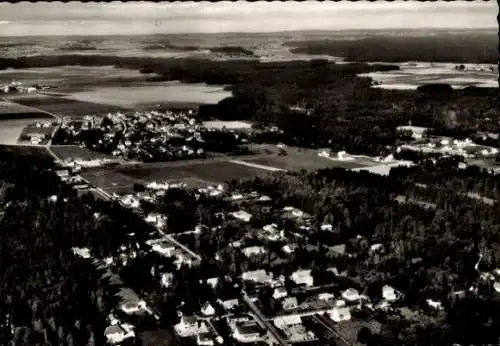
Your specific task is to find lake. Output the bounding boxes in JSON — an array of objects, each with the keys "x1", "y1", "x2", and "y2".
[{"x1": 359, "y1": 62, "x2": 498, "y2": 90}]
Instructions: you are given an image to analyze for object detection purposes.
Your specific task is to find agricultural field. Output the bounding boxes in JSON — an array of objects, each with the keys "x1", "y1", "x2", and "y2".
[
  {"x1": 8, "y1": 94, "x2": 126, "y2": 118},
  {"x1": 0, "y1": 144, "x2": 52, "y2": 159},
  {"x1": 50, "y1": 145, "x2": 117, "y2": 161},
  {"x1": 243, "y1": 146, "x2": 377, "y2": 171},
  {"x1": 81, "y1": 169, "x2": 141, "y2": 194},
  {"x1": 120, "y1": 160, "x2": 272, "y2": 186},
  {"x1": 0, "y1": 100, "x2": 51, "y2": 119}
]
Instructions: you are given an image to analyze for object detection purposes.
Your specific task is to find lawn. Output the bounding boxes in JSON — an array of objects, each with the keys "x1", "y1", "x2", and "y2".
[{"x1": 50, "y1": 145, "x2": 116, "y2": 161}]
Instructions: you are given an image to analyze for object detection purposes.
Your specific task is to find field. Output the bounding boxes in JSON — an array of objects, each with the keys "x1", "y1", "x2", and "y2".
[
  {"x1": 120, "y1": 160, "x2": 272, "y2": 185},
  {"x1": 81, "y1": 169, "x2": 142, "y2": 195},
  {"x1": 8, "y1": 94, "x2": 126, "y2": 118},
  {"x1": 0, "y1": 100, "x2": 52, "y2": 119},
  {"x1": 358, "y1": 63, "x2": 497, "y2": 90},
  {"x1": 0, "y1": 118, "x2": 53, "y2": 145},
  {"x1": 65, "y1": 81, "x2": 233, "y2": 109},
  {"x1": 50, "y1": 145, "x2": 117, "y2": 161},
  {"x1": 0, "y1": 144, "x2": 52, "y2": 159},
  {"x1": 242, "y1": 146, "x2": 377, "y2": 171}
]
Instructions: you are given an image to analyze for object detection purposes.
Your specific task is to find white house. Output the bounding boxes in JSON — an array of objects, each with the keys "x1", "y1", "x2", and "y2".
[
  {"x1": 151, "y1": 242, "x2": 176, "y2": 257},
  {"x1": 104, "y1": 324, "x2": 135, "y2": 345},
  {"x1": 382, "y1": 285, "x2": 397, "y2": 302},
  {"x1": 318, "y1": 293, "x2": 335, "y2": 301},
  {"x1": 273, "y1": 287, "x2": 288, "y2": 299},
  {"x1": 274, "y1": 315, "x2": 302, "y2": 329},
  {"x1": 341, "y1": 288, "x2": 360, "y2": 303},
  {"x1": 221, "y1": 299, "x2": 239, "y2": 311},
  {"x1": 206, "y1": 277, "x2": 219, "y2": 289},
  {"x1": 197, "y1": 332, "x2": 214, "y2": 346},
  {"x1": 241, "y1": 270, "x2": 272, "y2": 284},
  {"x1": 242, "y1": 246, "x2": 267, "y2": 258},
  {"x1": 201, "y1": 302, "x2": 215, "y2": 316},
  {"x1": 120, "y1": 300, "x2": 147, "y2": 315},
  {"x1": 329, "y1": 307, "x2": 351, "y2": 322},
  {"x1": 161, "y1": 273, "x2": 174, "y2": 288},
  {"x1": 175, "y1": 316, "x2": 207, "y2": 337},
  {"x1": 282, "y1": 244, "x2": 298, "y2": 254},
  {"x1": 290, "y1": 269, "x2": 314, "y2": 287},
  {"x1": 230, "y1": 210, "x2": 252, "y2": 222},
  {"x1": 426, "y1": 299, "x2": 444, "y2": 310}
]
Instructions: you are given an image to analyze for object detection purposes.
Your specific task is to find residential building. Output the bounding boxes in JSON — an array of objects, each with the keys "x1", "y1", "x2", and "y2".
[
  {"x1": 241, "y1": 269, "x2": 273, "y2": 284},
  {"x1": 274, "y1": 315, "x2": 302, "y2": 329},
  {"x1": 232, "y1": 321, "x2": 264, "y2": 343},
  {"x1": 230, "y1": 210, "x2": 252, "y2": 222},
  {"x1": 120, "y1": 300, "x2": 147, "y2": 315},
  {"x1": 104, "y1": 323, "x2": 135, "y2": 345},
  {"x1": 282, "y1": 243, "x2": 298, "y2": 254},
  {"x1": 426, "y1": 299, "x2": 444, "y2": 310},
  {"x1": 221, "y1": 299, "x2": 239, "y2": 311},
  {"x1": 282, "y1": 324, "x2": 318, "y2": 343},
  {"x1": 175, "y1": 316, "x2": 207, "y2": 337},
  {"x1": 318, "y1": 293, "x2": 335, "y2": 301},
  {"x1": 151, "y1": 242, "x2": 176, "y2": 257},
  {"x1": 382, "y1": 285, "x2": 397, "y2": 302},
  {"x1": 330, "y1": 306, "x2": 351, "y2": 322},
  {"x1": 342, "y1": 288, "x2": 360, "y2": 303},
  {"x1": 161, "y1": 273, "x2": 174, "y2": 288},
  {"x1": 242, "y1": 246, "x2": 266, "y2": 258},
  {"x1": 206, "y1": 277, "x2": 219, "y2": 289},
  {"x1": 273, "y1": 287, "x2": 288, "y2": 299},
  {"x1": 197, "y1": 332, "x2": 214, "y2": 346},
  {"x1": 282, "y1": 297, "x2": 299, "y2": 310},
  {"x1": 290, "y1": 269, "x2": 314, "y2": 287},
  {"x1": 201, "y1": 302, "x2": 215, "y2": 316}
]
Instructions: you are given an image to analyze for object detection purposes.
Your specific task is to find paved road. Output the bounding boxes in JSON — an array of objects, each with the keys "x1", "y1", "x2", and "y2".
[{"x1": 242, "y1": 291, "x2": 290, "y2": 346}]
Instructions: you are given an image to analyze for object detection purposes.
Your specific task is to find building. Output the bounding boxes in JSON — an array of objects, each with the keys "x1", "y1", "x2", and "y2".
[
  {"x1": 197, "y1": 332, "x2": 214, "y2": 346},
  {"x1": 242, "y1": 246, "x2": 266, "y2": 258},
  {"x1": 232, "y1": 321, "x2": 264, "y2": 343},
  {"x1": 241, "y1": 269, "x2": 273, "y2": 284},
  {"x1": 341, "y1": 288, "x2": 360, "y2": 303},
  {"x1": 274, "y1": 315, "x2": 302, "y2": 329},
  {"x1": 396, "y1": 125, "x2": 428, "y2": 139},
  {"x1": 230, "y1": 210, "x2": 252, "y2": 222},
  {"x1": 273, "y1": 287, "x2": 288, "y2": 300},
  {"x1": 206, "y1": 277, "x2": 219, "y2": 289},
  {"x1": 120, "y1": 300, "x2": 147, "y2": 315},
  {"x1": 201, "y1": 302, "x2": 215, "y2": 316},
  {"x1": 282, "y1": 243, "x2": 298, "y2": 254},
  {"x1": 282, "y1": 297, "x2": 299, "y2": 310},
  {"x1": 161, "y1": 273, "x2": 174, "y2": 288},
  {"x1": 290, "y1": 269, "x2": 314, "y2": 287},
  {"x1": 104, "y1": 324, "x2": 135, "y2": 345},
  {"x1": 426, "y1": 299, "x2": 444, "y2": 310},
  {"x1": 382, "y1": 285, "x2": 398, "y2": 302},
  {"x1": 221, "y1": 298, "x2": 239, "y2": 311},
  {"x1": 330, "y1": 307, "x2": 351, "y2": 322},
  {"x1": 175, "y1": 316, "x2": 207, "y2": 337},
  {"x1": 151, "y1": 242, "x2": 176, "y2": 257},
  {"x1": 318, "y1": 292, "x2": 335, "y2": 301}
]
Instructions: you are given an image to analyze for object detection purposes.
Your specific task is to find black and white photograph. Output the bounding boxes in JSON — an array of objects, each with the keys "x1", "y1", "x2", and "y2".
[{"x1": 0, "y1": 1, "x2": 498, "y2": 345}]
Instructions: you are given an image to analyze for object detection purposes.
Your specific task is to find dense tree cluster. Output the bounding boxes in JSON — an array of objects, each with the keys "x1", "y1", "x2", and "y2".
[{"x1": 286, "y1": 33, "x2": 498, "y2": 64}]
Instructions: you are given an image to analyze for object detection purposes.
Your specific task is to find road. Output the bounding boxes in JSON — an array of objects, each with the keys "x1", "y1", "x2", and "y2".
[
  {"x1": 311, "y1": 314, "x2": 352, "y2": 346},
  {"x1": 242, "y1": 291, "x2": 290, "y2": 346}
]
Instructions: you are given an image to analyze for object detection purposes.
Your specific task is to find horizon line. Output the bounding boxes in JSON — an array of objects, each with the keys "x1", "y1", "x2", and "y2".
[{"x1": 0, "y1": 27, "x2": 496, "y2": 38}]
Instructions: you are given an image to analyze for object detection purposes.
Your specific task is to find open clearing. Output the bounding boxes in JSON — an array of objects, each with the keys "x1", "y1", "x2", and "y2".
[
  {"x1": 120, "y1": 160, "x2": 272, "y2": 184},
  {"x1": 0, "y1": 100, "x2": 52, "y2": 119},
  {"x1": 9, "y1": 94, "x2": 126, "y2": 118},
  {"x1": 50, "y1": 145, "x2": 117, "y2": 161},
  {"x1": 0, "y1": 145, "x2": 52, "y2": 159}
]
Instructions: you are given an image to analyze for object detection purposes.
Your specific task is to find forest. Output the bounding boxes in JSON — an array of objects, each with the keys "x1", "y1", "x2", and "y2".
[
  {"x1": 0, "y1": 148, "x2": 158, "y2": 346},
  {"x1": 285, "y1": 32, "x2": 498, "y2": 64}
]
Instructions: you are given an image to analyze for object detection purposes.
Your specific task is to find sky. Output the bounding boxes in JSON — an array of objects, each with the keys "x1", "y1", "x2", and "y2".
[{"x1": 0, "y1": 1, "x2": 497, "y2": 36}]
